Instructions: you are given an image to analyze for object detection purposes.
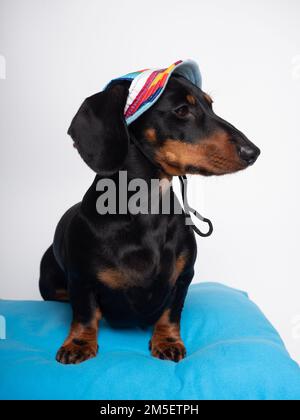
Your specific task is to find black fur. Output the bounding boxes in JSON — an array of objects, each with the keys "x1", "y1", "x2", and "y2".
[{"x1": 39, "y1": 74, "x2": 260, "y2": 363}]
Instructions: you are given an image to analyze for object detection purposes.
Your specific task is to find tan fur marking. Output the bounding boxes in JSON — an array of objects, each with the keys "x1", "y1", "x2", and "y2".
[
  {"x1": 150, "y1": 309, "x2": 186, "y2": 361},
  {"x1": 155, "y1": 133, "x2": 244, "y2": 176},
  {"x1": 98, "y1": 250, "x2": 157, "y2": 290},
  {"x1": 170, "y1": 253, "x2": 187, "y2": 286},
  {"x1": 186, "y1": 94, "x2": 196, "y2": 105},
  {"x1": 153, "y1": 310, "x2": 181, "y2": 342},
  {"x1": 97, "y1": 267, "x2": 142, "y2": 290},
  {"x1": 63, "y1": 308, "x2": 102, "y2": 347},
  {"x1": 145, "y1": 128, "x2": 157, "y2": 142},
  {"x1": 204, "y1": 93, "x2": 213, "y2": 105},
  {"x1": 57, "y1": 308, "x2": 102, "y2": 364},
  {"x1": 98, "y1": 268, "x2": 126, "y2": 289}
]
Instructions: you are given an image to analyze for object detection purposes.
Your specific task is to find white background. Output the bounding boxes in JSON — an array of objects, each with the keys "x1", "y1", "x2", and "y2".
[{"x1": 0, "y1": 0, "x2": 299, "y2": 364}]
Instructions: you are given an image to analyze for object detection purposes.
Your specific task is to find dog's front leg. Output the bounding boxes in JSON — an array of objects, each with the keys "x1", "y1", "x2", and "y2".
[
  {"x1": 150, "y1": 268, "x2": 194, "y2": 363},
  {"x1": 56, "y1": 282, "x2": 101, "y2": 365}
]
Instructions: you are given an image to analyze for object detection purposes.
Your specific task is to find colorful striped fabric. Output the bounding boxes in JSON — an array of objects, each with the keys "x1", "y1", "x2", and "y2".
[{"x1": 108, "y1": 59, "x2": 202, "y2": 125}]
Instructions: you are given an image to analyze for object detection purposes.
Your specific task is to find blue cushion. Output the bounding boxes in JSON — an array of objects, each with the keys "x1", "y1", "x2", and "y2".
[{"x1": 0, "y1": 283, "x2": 299, "y2": 400}]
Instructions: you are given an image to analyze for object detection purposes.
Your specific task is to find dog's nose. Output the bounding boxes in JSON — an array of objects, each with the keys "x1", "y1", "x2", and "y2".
[{"x1": 238, "y1": 144, "x2": 261, "y2": 166}]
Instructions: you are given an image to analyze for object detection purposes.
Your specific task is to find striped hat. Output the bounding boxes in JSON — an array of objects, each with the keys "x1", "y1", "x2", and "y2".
[{"x1": 108, "y1": 60, "x2": 202, "y2": 125}]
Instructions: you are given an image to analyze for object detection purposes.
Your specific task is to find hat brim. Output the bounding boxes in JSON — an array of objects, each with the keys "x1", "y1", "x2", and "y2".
[{"x1": 126, "y1": 59, "x2": 202, "y2": 125}]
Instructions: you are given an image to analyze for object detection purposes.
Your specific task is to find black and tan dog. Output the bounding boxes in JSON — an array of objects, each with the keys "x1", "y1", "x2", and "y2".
[{"x1": 39, "y1": 74, "x2": 260, "y2": 364}]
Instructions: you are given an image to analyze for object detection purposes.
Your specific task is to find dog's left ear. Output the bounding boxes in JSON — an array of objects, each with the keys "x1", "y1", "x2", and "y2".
[{"x1": 68, "y1": 82, "x2": 130, "y2": 175}]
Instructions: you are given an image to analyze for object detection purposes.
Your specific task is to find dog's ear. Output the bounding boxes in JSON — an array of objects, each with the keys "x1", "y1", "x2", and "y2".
[{"x1": 68, "y1": 82, "x2": 130, "y2": 175}]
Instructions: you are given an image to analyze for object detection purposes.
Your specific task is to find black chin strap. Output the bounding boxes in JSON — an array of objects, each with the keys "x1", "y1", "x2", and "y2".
[
  {"x1": 179, "y1": 175, "x2": 213, "y2": 237},
  {"x1": 130, "y1": 134, "x2": 214, "y2": 238}
]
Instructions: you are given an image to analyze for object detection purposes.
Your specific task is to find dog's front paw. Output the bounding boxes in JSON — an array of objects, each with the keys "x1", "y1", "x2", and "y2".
[
  {"x1": 56, "y1": 340, "x2": 98, "y2": 365},
  {"x1": 150, "y1": 339, "x2": 186, "y2": 363}
]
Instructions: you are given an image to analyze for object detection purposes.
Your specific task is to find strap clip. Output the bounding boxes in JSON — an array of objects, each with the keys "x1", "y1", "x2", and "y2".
[{"x1": 179, "y1": 175, "x2": 214, "y2": 238}]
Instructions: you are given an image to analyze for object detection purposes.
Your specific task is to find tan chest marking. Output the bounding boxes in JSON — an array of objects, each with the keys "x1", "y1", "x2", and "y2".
[
  {"x1": 170, "y1": 253, "x2": 188, "y2": 286},
  {"x1": 97, "y1": 268, "x2": 130, "y2": 290}
]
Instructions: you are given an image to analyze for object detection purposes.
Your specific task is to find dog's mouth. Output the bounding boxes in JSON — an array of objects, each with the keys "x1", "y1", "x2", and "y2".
[
  {"x1": 184, "y1": 165, "x2": 214, "y2": 176},
  {"x1": 154, "y1": 135, "x2": 259, "y2": 177},
  {"x1": 156, "y1": 155, "x2": 247, "y2": 177}
]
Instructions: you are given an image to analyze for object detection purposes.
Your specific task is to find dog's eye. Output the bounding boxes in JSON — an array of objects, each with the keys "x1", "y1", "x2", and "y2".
[{"x1": 174, "y1": 105, "x2": 190, "y2": 118}]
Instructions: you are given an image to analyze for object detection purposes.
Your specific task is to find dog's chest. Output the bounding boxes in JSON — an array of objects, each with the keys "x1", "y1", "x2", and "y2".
[
  {"x1": 97, "y1": 243, "x2": 175, "y2": 290},
  {"x1": 96, "y1": 214, "x2": 180, "y2": 288},
  {"x1": 97, "y1": 271, "x2": 174, "y2": 328},
  {"x1": 95, "y1": 241, "x2": 178, "y2": 326},
  {"x1": 93, "y1": 214, "x2": 186, "y2": 325}
]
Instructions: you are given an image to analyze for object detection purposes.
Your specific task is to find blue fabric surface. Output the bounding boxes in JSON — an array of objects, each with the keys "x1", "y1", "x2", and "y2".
[{"x1": 0, "y1": 283, "x2": 300, "y2": 400}]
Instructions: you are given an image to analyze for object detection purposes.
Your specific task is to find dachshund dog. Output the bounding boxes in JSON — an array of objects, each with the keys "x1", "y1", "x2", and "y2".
[{"x1": 39, "y1": 74, "x2": 260, "y2": 364}]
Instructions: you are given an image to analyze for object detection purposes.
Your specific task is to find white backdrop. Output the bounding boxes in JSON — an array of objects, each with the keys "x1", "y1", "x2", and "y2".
[{"x1": 0, "y1": 0, "x2": 299, "y2": 364}]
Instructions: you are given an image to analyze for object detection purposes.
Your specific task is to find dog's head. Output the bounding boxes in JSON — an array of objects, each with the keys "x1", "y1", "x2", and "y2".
[{"x1": 68, "y1": 75, "x2": 260, "y2": 176}]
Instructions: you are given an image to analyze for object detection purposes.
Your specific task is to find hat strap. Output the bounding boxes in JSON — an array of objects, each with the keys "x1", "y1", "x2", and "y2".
[{"x1": 130, "y1": 134, "x2": 214, "y2": 238}]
